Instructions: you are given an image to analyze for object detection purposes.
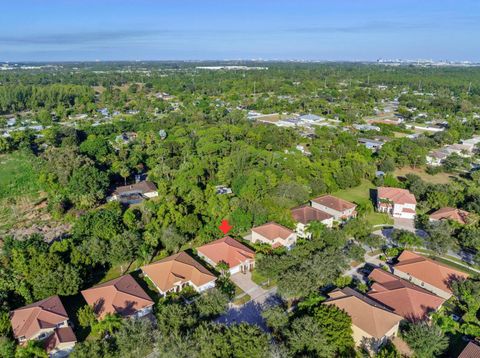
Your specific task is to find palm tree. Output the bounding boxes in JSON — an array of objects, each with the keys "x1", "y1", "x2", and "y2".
[
  {"x1": 306, "y1": 221, "x2": 325, "y2": 239},
  {"x1": 92, "y1": 313, "x2": 122, "y2": 336}
]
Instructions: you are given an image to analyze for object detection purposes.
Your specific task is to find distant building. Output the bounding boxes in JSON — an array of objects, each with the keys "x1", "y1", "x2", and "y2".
[
  {"x1": 376, "y1": 187, "x2": 416, "y2": 219},
  {"x1": 108, "y1": 181, "x2": 158, "y2": 205},
  {"x1": 353, "y1": 124, "x2": 381, "y2": 132},
  {"x1": 358, "y1": 138, "x2": 385, "y2": 151},
  {"x1": 215, "y1": 185, "x2": 233, "y2": 195}
]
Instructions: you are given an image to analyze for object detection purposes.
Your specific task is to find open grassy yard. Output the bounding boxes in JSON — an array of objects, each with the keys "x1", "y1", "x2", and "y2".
[
  {"x1": 394, "y1": 166, "x2": 455, "y2": 184},
  {"x1": 332, "y1": 179, "x2": 393, "y2": 226},
  {"x1": 0, "y1": 151, "x2": 41, "y2": 200},
  {"x1": 0, "y1": 151, "x2": 45, "y2": 232}
]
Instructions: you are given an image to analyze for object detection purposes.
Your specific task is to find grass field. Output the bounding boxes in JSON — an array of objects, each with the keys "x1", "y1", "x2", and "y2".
[
  {"x1": 394, "y1": 166, "x2": 454, "y2": 184},
  {"x1": 0, "y1": 151, "x2": 40, "y2": 200},
  {"x1": 332, "y1": 179, "x2": 393, "y2": 226},
  {"x1": 0, "y1": 151, "x2": 44, "y2": 232}
]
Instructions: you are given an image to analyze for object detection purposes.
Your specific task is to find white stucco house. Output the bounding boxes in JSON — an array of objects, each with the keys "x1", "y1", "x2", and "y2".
[{"x1": 376, "y1": 187, "x2": 416, "y2": 219}]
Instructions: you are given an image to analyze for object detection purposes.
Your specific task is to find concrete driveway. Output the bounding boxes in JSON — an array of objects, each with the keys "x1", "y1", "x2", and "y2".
[{"x1": 230, "y1": 271, "x2": 268, "y2": 302}]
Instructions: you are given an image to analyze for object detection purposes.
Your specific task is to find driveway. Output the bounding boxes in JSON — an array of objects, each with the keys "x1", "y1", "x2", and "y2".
[
  {"x1": 216, "y1": 287, "x2": 280, "y2": 330},
  {"x1": 217, "y1": 271, "x2": 281, "y2": 329},
  {"x1": 230, "y1": 271, "x2": 268, "y2": 302}
]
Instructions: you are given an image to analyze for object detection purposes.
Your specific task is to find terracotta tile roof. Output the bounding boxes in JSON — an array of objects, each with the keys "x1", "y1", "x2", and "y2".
[
  {"x1": 291, "y1": 205, "x2": 333, "y2": 224},
  {"x1": 251, "y1": 222, "x2": 294, "y2": 241},
  {"x1": 81, "y1": 274, "x2": 153, "y2": 319},
  {"x1": 142, "y1": 252, "x2": 216, "y2": 293},
  {"x1": 197, "y1": 236, "x2": 254, "y2": 269},
  {"x1": 44, "y1": 327, "x2": 77, "y2": 353},
  {"x1": 458, "y1": 341, "x2": 480, "y2": 358},
  {"x1": 311, "y1": 195, "x2": 356, "y2": 212},
  {"x1": 10, "y1": 296, "x2": 69, "y2": 341},
  {"x1": 324, "y1": 287, "x2": 403, "y2": 339},
  {"x1": 114, "y1": 181, "x2": 157, "y2": 195},
  {"x1": 394, "y1": 251, "x2": 469, "y2": 294},
  {"x1": 367, "y1": 269, "x2": 445, "y2": 321},
  {"x1": 377, "y1": 187, "x2": 417, "y2": 205},
  {"x1": 430, "y1": 207, "x2": 469, "y2": 225}
]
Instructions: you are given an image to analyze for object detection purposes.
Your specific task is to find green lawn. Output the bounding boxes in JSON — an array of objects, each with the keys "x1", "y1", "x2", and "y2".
[
  {"x1": 0, "y1": 151, "x2": 43, "y2": 232},
  {"x1": 251, "y1": 270, "x2": 276, "y2": 289},
  {"x1": 332, "y1": 179, "x2": 393, "y2": 226},
  {"x1": 0, "y1": 151, "x2": 41, "y2": 200}
]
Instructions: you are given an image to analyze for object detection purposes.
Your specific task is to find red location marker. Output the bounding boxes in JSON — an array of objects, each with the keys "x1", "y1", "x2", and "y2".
[{"x1": 219, "y1": 219, "x2": 232, "y2": 235}]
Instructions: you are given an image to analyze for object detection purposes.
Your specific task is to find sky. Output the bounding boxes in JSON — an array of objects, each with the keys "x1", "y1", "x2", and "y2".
[{"x1": 0, "y1": 0, "x2": 479, "y2": 62}]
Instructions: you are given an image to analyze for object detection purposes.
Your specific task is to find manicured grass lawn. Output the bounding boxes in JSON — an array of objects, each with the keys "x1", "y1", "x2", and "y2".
[
  {"x1": 394, "y1": 166, "x2": 455, "y2": 184},
  {"x1": 332, "y1": 179, "x2": 374, "y2": 205},
  {"x1": 332, "y1": 179, "x2": 393, "y2": 226},
  {"x1": 233, "y1": 293, "x2": 251, "y2": 306},
  {"x1": 251, "y1": 270, "x2": 276, "y2": 289}
]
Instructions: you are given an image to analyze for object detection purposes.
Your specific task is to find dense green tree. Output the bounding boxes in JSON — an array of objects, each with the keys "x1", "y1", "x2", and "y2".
[{"x1": 403, "y1": 322, "x2": 449, "y2": 358}]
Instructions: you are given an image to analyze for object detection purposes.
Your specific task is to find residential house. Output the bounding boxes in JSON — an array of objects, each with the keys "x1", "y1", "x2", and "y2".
[
  {"x1": 358, "y1": 138, "x2": 385, "y2": 151},
  {"x1": 324, "y1": 287, "x2": 403, "y2": 351},
  {"x1": 367, "y1": 268, "x2": 445, "y2": 321},
  {"x1": 251, "y1": 222, "x2": 297, "y2": 249},
  {"x1": 458, "y1": 341, "x2": 480, "y2": 358},
  {"x1": 426, "y1": 150, "x2": 449, "y2": 166},
  {"x1": 291, "y1": 205, "x2": 334, "y2": 237},
  {"x1": 10, "y1": 296, "x2": 76, "y2": 355},
  {"x1": 429, "y1": 207, "x2": 470, "y2": 225},
  {"x1": 461, "y1": 136, "x2": 480, "y2": 153},
  {"x1": 115, "y1": 132, "x2": 137, "y2": 145},
  {"x1": 196, "y1": 236, "x2": 255, "y2": 275},
  {"x1": 376, "y1": 187, "x2": 417, "y2": 219},
  {"x1": 353, "y1": 124, "x2": 381, "y2": 132},
  {"x1": 81, "y1": 274, "x2": 154, "y2": 320},
  {"x1": 311, "y1": 195, "x2": 357, "y2": 221},
  {"x1": 44, "y1": 327, "x2": 77, "y2": 357},
  {"x1": 142, "y1": 252, "x2": 217, "y2": 296},
  {"x1": 392, "y1": 251, "x2": 469, "y2": 299},
  {"x1": 108, "y1": 181, "x2": 158, "y2": 205}
]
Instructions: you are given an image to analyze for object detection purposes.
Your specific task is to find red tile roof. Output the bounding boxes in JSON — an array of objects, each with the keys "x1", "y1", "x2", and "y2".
[
  {"x1": 311, "y1": 195, "x2": 356, "y2": 212},
  {"x1": 142, "y1": 252, "x2": 216, "y2": 293},
  {"x1": 367, "y1": 269, "x2": 445, "y2": 321},
  {"x1": 197, "y1": 236, "x2": 254, "y2": 269},
  {"x1": 430, "y1": 207, "x2": 469, "y2": 225},
  {"x1": 458, "y1": 341, "x2": 480, "y2": 358},
  {"x1": 394, "y1": 251, "x2": 469, "y2": 294},
  {"x1": 10, "y1": 296, "x2": 69, "y2": 341},
  {"x1": 324, "y1": 288, "x2": 403, "y2": 339},
  {"x1": 44, "y1": 327, "x2": 77, "y2": 353},
  {"x1": 377, "y1": 187, "x2": 417, "y2": 205},
  {"x1": 291, "y1": 205, "x2": 333, "y2": 224},
  {"x1": 251, "y1": 222, "x2": 294, "y2": 241},
  {"x1": 81, "y1": 274, "x2": 153, "y2": 319}
]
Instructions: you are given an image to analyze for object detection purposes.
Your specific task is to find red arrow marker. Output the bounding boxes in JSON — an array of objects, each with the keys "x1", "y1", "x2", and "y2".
[{"x1": 219, "y1": 219, "x2": 232, "y2": 235}]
